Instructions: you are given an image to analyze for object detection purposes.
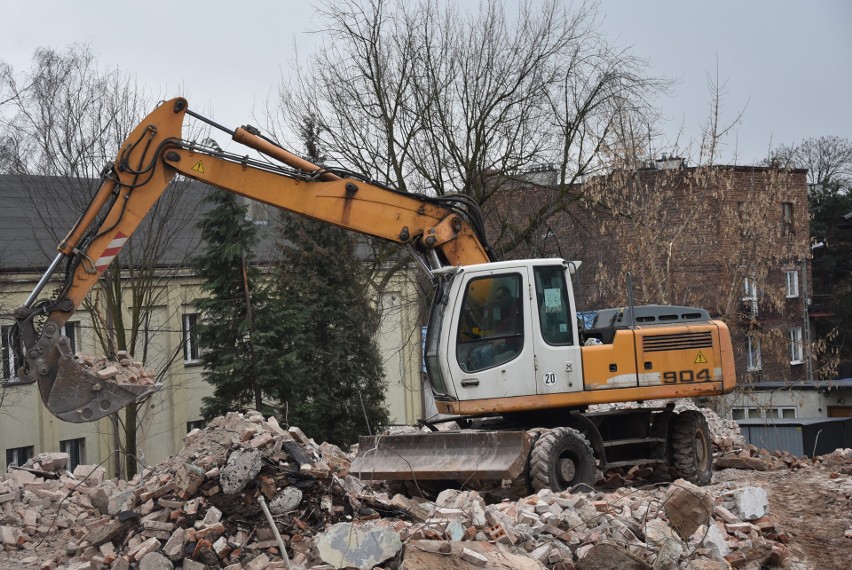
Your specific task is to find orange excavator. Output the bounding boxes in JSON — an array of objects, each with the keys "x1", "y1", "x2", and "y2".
[{"x1": 12, "y1": 98, "x2": 735, "y2": 492}]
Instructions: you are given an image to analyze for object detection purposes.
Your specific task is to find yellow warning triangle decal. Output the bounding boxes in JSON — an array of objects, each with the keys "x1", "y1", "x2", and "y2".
[
  {"x1": 192, "y1": 161, "x2": 205, "y2": 173},
  {"x1": 694, "y1": 351, "x2": 708, "y2": 364}
]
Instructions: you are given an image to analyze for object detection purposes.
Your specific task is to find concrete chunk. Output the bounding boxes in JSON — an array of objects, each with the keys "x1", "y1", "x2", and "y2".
[
  {"x1": 269, "y1": 486, "x2": 303, "y2": 515},
  {"x1": 139, "y1": 551, "x2": 174, "y2": 570},
  {"x1": 460, "y1": 547, "x2": 488, "y2": 567},
  {"x1": 664, "y1": 480, "x2": 714, "y2": 539},
  {"x1": 317, "y1": 522, "x2": 402, "y2": 570},
  {"x1": 220, "y1": 449, "x2": 262, "y2": 494},
  {"x1": 733, "y1": 486, "x2": 769, "y2": 521}
]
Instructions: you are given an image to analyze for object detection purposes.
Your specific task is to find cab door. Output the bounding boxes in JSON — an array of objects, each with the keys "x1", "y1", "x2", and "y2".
[
  {"x1": 530, "y1": 264, "x2": 584, "y2": 395},
  {"x1": 448, "y1": 267, "x2": 536, "y2": 401}
]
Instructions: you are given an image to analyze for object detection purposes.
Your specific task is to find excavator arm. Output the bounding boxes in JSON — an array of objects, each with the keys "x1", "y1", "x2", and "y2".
[{"x1": 12, "y1": 97, "x2": 492, "y2": 423}]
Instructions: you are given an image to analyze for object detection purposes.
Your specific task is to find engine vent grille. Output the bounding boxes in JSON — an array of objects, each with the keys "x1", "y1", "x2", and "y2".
[{"x1": 643, "y1": 331, "x2": 713, "y2": 352}]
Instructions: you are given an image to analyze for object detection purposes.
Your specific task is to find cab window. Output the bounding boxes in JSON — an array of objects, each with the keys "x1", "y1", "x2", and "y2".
[
  {"x1": 534, "y1": 266, "x2": 573, "y2": 345},
  {"x1": 456, "y1": 274, "x2": 523, "y2": 372}
]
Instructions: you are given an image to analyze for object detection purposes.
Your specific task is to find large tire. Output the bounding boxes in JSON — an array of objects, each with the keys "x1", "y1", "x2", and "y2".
[
  {"x1": 670, "y1": 410, "x2": 713, "y2": 485},
  {"x1": 529, "y1": 427, "x2": 596, "y2": 492}
]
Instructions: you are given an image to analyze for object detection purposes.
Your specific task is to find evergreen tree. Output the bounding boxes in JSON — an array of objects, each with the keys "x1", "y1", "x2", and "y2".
[
  {"x1": 268, "y1": 116, "x2": 389, "y2": 446},
  {"x1": 272, "y1": 216, "x2": 389, "y2": 446},
  {"x1": 810, "y1": 180, "x2": 852, "y2": 377},
  {"x1": 193, "y1": 188, "x2": 305, "y2": 418}
]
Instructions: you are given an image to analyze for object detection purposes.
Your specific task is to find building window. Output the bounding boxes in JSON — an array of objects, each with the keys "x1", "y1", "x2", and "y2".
[
  {"x1": 243, "y1": 198, "x2": 270, "y2": 226},
  {"x1": 187, "y1": 420, "x2": 206, "y2": 433},
  {"x1": 5, "y1": 445, "x2": 34, "y2": 469},
  {"x1": 1, "y1": 324, "x2": 20, "y2": 383},
  {"x1": 789, "y1": 327, "x2": 803, "y2": 364},
  {"x1": 732, "y1": 406, "x2": 797, "y2": 420},
  {"x1": 746, "y1": 335, "x2": 762, "y2": 371},
  {"x1": 742, "y1": 277, "x2": 758, "y2": 316},
  {"x1": 781, "y1": 202, "x2": 794, "y2": 236},
  {"x1": 3, "y1": 322, "x2": 78, "y2": 382},
  {"x1": 60, "y1": 438, "x2": 86, "y2": 471},
  {"x1": 183, "y1": 313, "x2": 201, "y2": 364},
  {"x1": 60, "y1": 321, "x2": 80, "y2": 353},
  {"x1": 785, "y1": 270, "x2": 799, "y2": 298}
]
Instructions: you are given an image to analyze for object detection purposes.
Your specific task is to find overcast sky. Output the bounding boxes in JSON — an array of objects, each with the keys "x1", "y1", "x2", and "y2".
[{"x1": 1, "y1": 0, "x2": 850, "y2": 165}]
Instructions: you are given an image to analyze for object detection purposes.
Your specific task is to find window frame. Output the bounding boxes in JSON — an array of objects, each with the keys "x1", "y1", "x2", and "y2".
[
  {"x1": 785, "y1": 270, "x2": 799, "y2": 299},
  {"x1": 182, "y1": 312, "x2": 202, "y2": 365},
  {"x1": 746, "y1": 335, "x2": 762, "y2": 372},
  {"x1": 1, "y1": 324, "x2": 19, "y2": 383},
  {"x1": 742, "y1": 277, "x2": 758, "y2": 316},
  {"x1": 789, "y1": 327, "x2": 803, "y2": 364},
  {"x1": 731, "y1": 406, "x2": 797, "y2": 420},
  {"x1": 533, "y1": 265, "x2": 574, "y2": 347},
  {"x1": 60, "y1": 438, "x2": 86, "y2": 471},
  {"x1": 781, "y1": 201, "x2": 794, "y2": 236},
  {"x1": 5, "y1": 445, "x2": 34, "y2": 469},
  {"x1": 60, "y1": 321, "x2": 80, "y2": 354},
  {"x1": 454, "y1": 273, "x2": 524, "y2": 373}
]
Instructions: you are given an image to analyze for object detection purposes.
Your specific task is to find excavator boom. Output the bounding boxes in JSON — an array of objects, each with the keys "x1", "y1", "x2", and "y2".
[{"x1": 13, "y1": 97, "x2": 492, "y2": 422}]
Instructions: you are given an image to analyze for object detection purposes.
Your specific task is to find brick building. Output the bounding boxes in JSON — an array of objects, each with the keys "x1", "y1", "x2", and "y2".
[{"x1": 487, "y1": 161, "x2": 852, "y2": 418}]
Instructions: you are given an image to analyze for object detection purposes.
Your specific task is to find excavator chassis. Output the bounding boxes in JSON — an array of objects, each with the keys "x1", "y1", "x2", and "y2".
[{"x1": 350, "y1": 405, "x2": 715, "y2": 493}]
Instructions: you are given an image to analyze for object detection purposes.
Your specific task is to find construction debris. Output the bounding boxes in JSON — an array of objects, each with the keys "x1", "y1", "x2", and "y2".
[
  {"x1": 74, "y1": 350, "x2": 158, "y2": 386},
  {"x1": 1, "y1": 409, "x2": 851, "y2": 570}
]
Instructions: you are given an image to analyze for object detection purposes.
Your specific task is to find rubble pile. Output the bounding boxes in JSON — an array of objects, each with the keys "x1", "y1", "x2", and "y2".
[
  {"x1": 589, "y1": 399, "x2": 746, "y2": 452},
  {"x1": 1, "y1": 410, "x2": 850, "y2": 569},
  {"x1": 74, "y1": 350, "x2": 158, "y2": 386}
]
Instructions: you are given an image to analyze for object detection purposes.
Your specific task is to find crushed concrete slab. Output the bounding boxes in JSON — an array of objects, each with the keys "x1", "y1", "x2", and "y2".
[
  {"x1": 732, "y1": 486, "x2": 770, "y2": 520},
  {"x1": 268, "y1": 486, "x2": 302, "y2": 515},
  {"x1": 219, "y1": 449, "x2": 262, "y2": 495},
  {"x1": 317, "y1": 522, "x2": 402, "y2": 569},
  {"x1": 663, "y1": 479, "x2": 714, "y2": 539}
]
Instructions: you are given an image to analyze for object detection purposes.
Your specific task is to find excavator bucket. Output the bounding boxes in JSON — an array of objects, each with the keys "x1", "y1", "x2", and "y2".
[
  {"x1": 42, "y1": 353, "x2": 161, "y2": 423},
  {"x1": 350, "y1": 430, "x2": 531, "y2": 481},
  {"x1": 35, "y1": 337, "x2": 161, "y2": 423}
]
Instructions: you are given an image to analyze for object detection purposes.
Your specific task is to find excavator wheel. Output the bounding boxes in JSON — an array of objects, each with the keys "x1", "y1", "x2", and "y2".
[
  {"x1": 670, "y1": 410, "x2": 713, "y2": 485},
  {"x1": 529, "y1": 427, "x2": 596, "y2": 493}
]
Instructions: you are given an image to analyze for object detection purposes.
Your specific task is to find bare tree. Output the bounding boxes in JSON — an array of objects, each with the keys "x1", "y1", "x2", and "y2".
[
  {"x1": 770, "y1": 136, "x2": 852, "y2": 188},
  {"x1": 275, "y1": 0, "x2": 666, "y2": 260},
  {"x1": 0, "y1": 45, "x2": 203, "y2": 478}
]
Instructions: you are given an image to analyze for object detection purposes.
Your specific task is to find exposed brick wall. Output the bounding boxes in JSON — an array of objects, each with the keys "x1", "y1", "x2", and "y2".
[{"x1": 486, "y1": 165, "x2": 812, "y2": 384}]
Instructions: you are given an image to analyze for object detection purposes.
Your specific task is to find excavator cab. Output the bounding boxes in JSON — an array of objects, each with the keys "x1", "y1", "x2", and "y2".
[
  {"x1": 351, "y1": 260, "x2": 586, "y2": 483},
  {"x1": 427, "y1": 259, "x2": 585, "y2": 411}
]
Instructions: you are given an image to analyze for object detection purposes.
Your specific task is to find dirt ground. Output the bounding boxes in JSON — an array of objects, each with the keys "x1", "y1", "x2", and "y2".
[{"x1": 712, "y1": 457, "x2": 852, "y2": 569}]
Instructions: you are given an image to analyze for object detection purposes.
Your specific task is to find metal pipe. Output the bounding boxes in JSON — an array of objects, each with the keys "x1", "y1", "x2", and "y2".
[
  {"x1": 257, "y1": 495, "x2": 291, "y2": 569},
  {"x1": 232, "y1": 126, "x2": 340, "y2": 182},
  {"x1": 24, "y1": 252, "x2": 65, "y2": 307}
]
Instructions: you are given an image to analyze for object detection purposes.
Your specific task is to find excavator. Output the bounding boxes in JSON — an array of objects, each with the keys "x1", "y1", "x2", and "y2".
[{"x1": 11, "y1": 97, "x2": 735, "y2": 493}]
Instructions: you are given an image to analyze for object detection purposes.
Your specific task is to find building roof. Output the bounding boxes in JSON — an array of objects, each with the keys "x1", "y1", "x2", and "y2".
[
  {"x1": 745, "y1": 379, "x2": 852, "y2": 391},
  {"x1": 736, "y1": 417, "x2": 852, "y2": 427},
  {"x1": 0, "y1": 174, "x2": 283, "y2": 273}
]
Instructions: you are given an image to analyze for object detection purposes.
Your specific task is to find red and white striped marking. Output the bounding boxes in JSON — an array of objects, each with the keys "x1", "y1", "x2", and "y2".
[{"x1": 94, "y1": 232, "x2": 128, "y2": 273}]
